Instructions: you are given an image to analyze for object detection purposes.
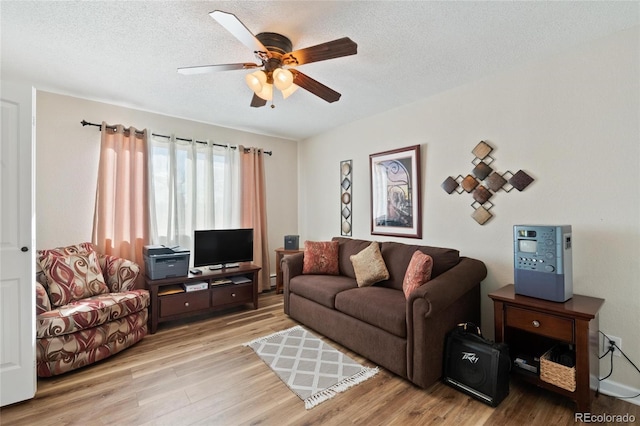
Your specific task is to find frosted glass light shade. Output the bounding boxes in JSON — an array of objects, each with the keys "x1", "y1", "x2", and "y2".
[
  {"x1": 255, "y1": 83, "x2": 273, "y2": 101},
  {"x1": 281, "y1": 83, "x2": 299, "y2": 99},
  {"x1": 245, "y1": 70, "x2": 267, "y2": 93},
  {"x1": 273, "y1": 68, "x2": 294, "y2": 91}
]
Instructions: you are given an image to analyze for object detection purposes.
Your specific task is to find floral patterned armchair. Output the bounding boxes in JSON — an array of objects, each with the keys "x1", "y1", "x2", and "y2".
[{"x1": 36, "y1": 242, "x2": 149, "y2": 377}]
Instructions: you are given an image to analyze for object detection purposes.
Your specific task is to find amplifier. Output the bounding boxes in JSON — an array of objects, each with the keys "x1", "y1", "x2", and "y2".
[{"x1": 443, "y1": 323, "x2": 510, "y2": 407}]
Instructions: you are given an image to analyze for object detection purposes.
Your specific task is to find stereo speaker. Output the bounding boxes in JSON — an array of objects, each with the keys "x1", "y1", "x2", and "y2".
[
  {"x1": 514, "y1": 225, "x2": 573, "y2": 302},
  {"x1": 443, "y1": 324, "x2": 510, "y2": 407},
  {"x1": 284, "y1": 235, "x2": 299, "y2": 250}
]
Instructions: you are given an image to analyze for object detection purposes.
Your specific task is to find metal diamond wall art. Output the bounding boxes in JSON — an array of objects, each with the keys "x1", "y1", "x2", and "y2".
[{"x1": 442, "y1": 141, "x2": 535, "y2": 225}]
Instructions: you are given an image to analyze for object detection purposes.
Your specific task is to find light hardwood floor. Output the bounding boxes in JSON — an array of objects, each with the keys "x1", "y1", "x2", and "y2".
[{"x1": 1, "y1": 292, "x2": 637, "y2": 425}]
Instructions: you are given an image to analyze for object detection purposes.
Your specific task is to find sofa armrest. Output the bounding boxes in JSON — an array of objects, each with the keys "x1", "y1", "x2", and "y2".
[
  {"x1": 98, "y1": 254, "x2": 141, "y2": 292},
  {"x1": 408, "y1": 257, "x2": 487, "y2": 318},
  {"x1": 282, "y1": 252, "x2": 304, "y2": 314},
  {"x1": 406, "y1": 257, "x2": 486, "y2": 388},
  {"x1": 35, "y1": 281, "x2": 52, "y2": 314},
  {"x1": 282, "y1": 252, "x2": 304, "y2": 284}
]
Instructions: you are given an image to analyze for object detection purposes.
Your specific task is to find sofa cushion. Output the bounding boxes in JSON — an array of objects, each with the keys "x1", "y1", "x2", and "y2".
[
  {"x1": 36, "y1": 289, "x2": 150, "y2": 338},
  {"x1": 380, "y1": 241, "x2": 459, "y2": 290},
  {"x1": 37, "y1": 309, "x2": 148, "y2": 362},
  {"x1": 332, "y1": 237, "x2": 375, "y2": 279},
  {"x1": 39, "y1": 250, "x2": 109, "y2": 307},
  {"x1": 289, "y1": 275, "x2": 356, "y2": 309},
  {"x1": 36, "y1": 315, "x2": 147, "y2": 377},
  {"x1": 402, "y1": 251, "x2": 433, "y2": 298},
  {"x1": 334, "y1": 287, "x2": 407, "y2": 338},
  {"x1": 303, "y1": 240, "x2": 340, "y2": 275},
  {"x1": 350, "y1": 242, "x2": 389, "y2": 287}
]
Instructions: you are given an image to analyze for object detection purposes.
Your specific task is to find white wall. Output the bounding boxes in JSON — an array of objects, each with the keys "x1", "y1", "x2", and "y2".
[
  {"x1": 35, "y1": 92, "x2": 298, "y2": 275},
  {"x1": 299, "y1": 27, "x2": 639, "y2": 390}
]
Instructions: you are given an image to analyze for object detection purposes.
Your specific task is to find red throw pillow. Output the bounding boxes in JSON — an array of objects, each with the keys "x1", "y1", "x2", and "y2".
[
  {"x1": 302, "y1": 240, "x2": 340, "y2": 275},
  {"x1": 402, "y1": 250, "x2": 433, "y2": 298}
]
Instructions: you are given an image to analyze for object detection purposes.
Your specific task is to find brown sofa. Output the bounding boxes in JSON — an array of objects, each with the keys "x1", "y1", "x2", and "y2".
[{"x1": 282, "y1": 237, "x2": 487, "y2": 389}]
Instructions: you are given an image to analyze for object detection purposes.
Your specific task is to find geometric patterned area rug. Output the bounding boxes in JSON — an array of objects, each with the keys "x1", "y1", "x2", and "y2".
[{"x1": 243, "y1": 325, "x2": 379, "y2": 409}]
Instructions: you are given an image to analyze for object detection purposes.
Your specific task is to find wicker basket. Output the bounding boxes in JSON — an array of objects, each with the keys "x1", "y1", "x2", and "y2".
[{"x1": 540, "y1": 346, "x2": 576, "y2": 392}]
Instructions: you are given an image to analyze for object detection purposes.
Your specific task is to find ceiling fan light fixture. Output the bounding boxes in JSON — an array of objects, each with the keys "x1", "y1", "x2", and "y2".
[
  {"x1": 255, "y1": 83, "x2": 273, "y2": 101},
  {"x1": 245, "y1": 70, "x2": 267, "y2": 93},
  {"x1": 281, "y1": 83, "x2": 299, "y2": 99},
  {"x1": 273, "y1": 68, "x2": 294, "y2": 91}
]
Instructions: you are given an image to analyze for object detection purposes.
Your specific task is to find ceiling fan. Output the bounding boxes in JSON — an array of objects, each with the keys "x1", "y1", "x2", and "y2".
[{"x1": 178, "y1": 10, "x2": 358, "y2": 108}]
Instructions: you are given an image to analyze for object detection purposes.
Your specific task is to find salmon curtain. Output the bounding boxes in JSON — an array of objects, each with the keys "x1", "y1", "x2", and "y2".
[
  {"x1": 92, "y1": 122, "x2": 149, "y2": 287},
  {"x1": 240, "y1": 146, "x2": 271, "y2": 292}
]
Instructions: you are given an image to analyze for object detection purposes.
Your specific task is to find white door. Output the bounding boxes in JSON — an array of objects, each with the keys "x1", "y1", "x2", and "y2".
[{"x1": 0, "y1": 81, "x2": 36, "y2": 406}]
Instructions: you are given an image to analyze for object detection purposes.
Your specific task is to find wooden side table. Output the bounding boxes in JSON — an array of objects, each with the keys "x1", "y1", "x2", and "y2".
[
  {"x1": 274, "y1": 247, "x2": 303, "y2": 294},
  {"x1": 489, "y1": 284, "x2": 604, "y2": 412}
]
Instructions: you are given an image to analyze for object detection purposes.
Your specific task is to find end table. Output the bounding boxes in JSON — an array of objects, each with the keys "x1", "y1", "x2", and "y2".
[{"x1": 489, "y1": 284, "x2": 604, "y2": 412}]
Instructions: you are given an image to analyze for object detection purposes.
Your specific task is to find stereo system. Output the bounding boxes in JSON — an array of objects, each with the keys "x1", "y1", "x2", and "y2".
[
  {"x1": 513, "y1": 225, "x2": 573, "y2": 302},
  {"x1": 443, "y1": 324, "x2": 510, "y2": 407}
]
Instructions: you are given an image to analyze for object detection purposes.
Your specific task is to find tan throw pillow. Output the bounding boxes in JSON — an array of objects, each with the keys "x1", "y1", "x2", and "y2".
[
  {"x1": 39, "y1": 250, "x2": 109, "y2": 307},
  {"x1": 403, "y1": 250, "x2": 433, "y2": 298},
  {"x1": 350, "y1": 241, "x2": 389, "y2": 287},
  {"x1": 302, "y1": 240, "x2": 340, "y2": 275}
]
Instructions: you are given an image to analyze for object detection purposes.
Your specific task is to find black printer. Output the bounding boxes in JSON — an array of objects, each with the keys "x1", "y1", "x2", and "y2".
[{"x1": 143, "y1": 245, "x2": 190, "y2": 280}]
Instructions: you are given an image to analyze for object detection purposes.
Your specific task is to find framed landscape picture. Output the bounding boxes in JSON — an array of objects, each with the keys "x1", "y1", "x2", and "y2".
[{"x1": 369, "y1": 145, "x2": 422, "y2": 238}]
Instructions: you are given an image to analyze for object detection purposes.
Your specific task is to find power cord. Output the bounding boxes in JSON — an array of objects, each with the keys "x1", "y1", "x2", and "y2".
[{"x1": 597, "y1": 331, "x2": 640, "y2": 399}]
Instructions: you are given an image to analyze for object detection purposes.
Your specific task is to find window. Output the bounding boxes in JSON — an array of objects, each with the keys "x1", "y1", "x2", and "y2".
[{"x1": 148, "y1": 136, "x2": 240, "y2": 252}]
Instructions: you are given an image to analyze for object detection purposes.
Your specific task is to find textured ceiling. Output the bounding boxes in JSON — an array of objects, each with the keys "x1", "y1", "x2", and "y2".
[{"x1": 1, "y1": 1, "x2": 638, "y2": 141}]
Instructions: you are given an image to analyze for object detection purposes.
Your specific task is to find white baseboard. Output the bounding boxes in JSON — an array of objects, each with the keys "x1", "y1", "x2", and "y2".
[
  {"x1": 270, "y1": 273, "x2": 276, "y2": 289},
  {"x1": 598, "y1": 379, "x2": 640, "y2": 407}
]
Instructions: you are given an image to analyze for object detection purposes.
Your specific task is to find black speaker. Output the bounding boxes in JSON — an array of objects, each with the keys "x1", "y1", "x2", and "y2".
[
  {"x1": 443, "y1": 323, "x2": 510, "y2": 407},
  {"x1": 284, "y1": 235, "x2": 299, "y2": 250}
]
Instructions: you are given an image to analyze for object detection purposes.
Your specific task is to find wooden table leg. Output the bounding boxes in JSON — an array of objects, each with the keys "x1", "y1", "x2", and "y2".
[
  {"x1": 275, "y1": 251, "x2": 284, "y2": 294},
  {"x1": 493, "y1": 300, "x2": 505, "y2": 342},
  {"x1": 149, "y1": 287, "x2": 158, "y2": 334},
  {"x1": 574, "y1": 318, "x2": 592, "y2": 413}
]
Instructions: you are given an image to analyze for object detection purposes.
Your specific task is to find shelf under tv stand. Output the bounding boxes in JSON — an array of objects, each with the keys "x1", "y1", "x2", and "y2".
[{"x1": 145, "y1": 263, "x2": 261, "y2": 334}]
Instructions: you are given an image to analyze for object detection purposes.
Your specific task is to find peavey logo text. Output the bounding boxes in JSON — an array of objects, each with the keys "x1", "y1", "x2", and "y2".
[{"x1": 461, "y1": 352, "x2": 480, "y2": 364}]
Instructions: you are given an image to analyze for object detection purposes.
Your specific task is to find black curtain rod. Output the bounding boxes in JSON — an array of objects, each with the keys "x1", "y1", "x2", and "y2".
[
  {"x1": 81, "y1": 119, "x2": 146, "y2": 136},
  {"x1": 81, "y1": 120, "x2": 272, "y2": 156}
]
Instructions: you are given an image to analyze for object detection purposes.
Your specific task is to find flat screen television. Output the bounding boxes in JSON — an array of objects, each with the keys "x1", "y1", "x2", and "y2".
[{"x1": 193, "y1": 228, "x2": 254, "y2": 268}]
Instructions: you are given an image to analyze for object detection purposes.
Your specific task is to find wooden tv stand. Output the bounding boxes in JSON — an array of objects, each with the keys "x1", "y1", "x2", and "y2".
[
  {"x1": 489, "y1": 284, "x2": 604, "y2": 412},
  {"x1": 145, "y1": 263, "x2": 261, "y2": 334}
]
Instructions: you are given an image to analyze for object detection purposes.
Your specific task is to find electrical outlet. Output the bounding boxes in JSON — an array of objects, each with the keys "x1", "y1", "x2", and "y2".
[
  {"x1": 602, "y1": 334, "x2": 622, "y2": 357},
  {"x1": 609, "y1": 335, "x2": 622, "y2": 357}
]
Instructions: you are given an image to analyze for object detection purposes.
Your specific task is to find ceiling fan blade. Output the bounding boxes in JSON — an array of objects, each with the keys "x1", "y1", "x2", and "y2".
[
  {"x1": 250, "y1": 93, "x2": 267, "y2": 108},
  {"x1": 290, "y1": 70, "x2": 341, "y2": 103},
  {"x1": 282, "y1": 37, "x2": 357, "y2": 66},
  {"x1": 178, "y1": 63, "x2": 259, "y2": 75},
  {"x1": 210, "y1": 10, "x2": 271, "y2": 59}
]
